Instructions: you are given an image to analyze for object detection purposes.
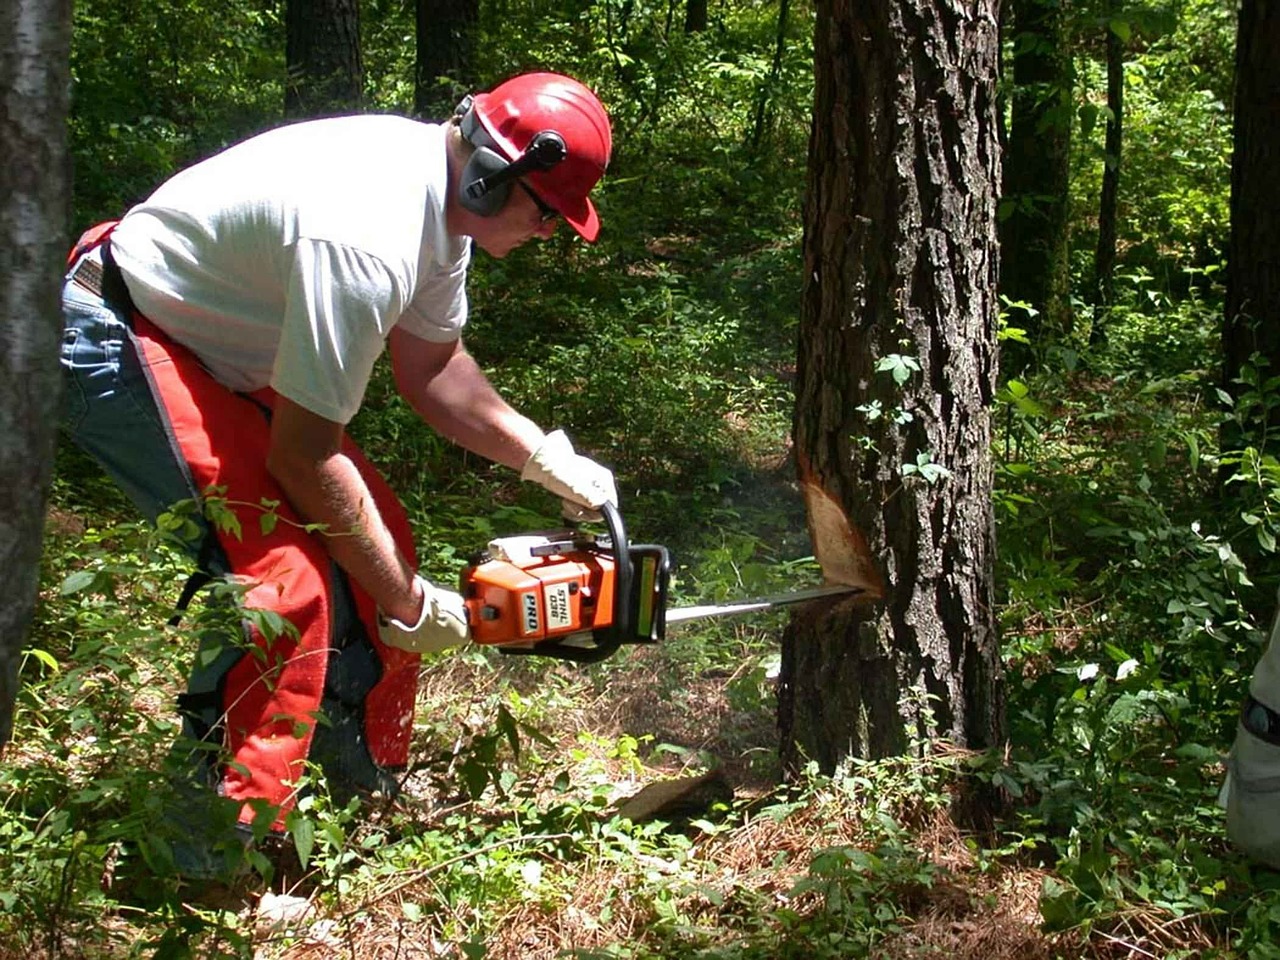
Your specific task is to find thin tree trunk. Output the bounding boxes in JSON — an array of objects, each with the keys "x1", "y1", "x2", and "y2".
[
  {"x1": 285, "y1": 0, "x2": 363, "y2": 118},
  {"x1": 748, "y1": 0, "x2": 791, "y2": 154},
  {"x1": 1000, "y1": 0, "x2": 1073, "y2": 363},
  {"x1": 1093, "y1": 17, "x2": 1124, "y2": 317},
  {"x1": 0, "y1": 0, "x2": 73, "y2": 751},
  {"x1": 779, "y1": 0, "x2": 1004, "y2": 770},
  {"x1": 685, "y1": 0, "x2": 707, "y2": 33}
]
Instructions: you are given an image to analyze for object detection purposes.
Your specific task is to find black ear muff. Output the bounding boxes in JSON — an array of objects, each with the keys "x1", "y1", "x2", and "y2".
[
  {"x1": 459, "y1": 146, "x2": 515, "y2": 217},
  {"x1": 455, "y1": 93, "x2": 568, "y2": 218}
]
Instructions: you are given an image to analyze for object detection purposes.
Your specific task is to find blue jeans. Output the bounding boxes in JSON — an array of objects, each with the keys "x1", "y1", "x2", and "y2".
[{"x1": 61, "y1": 249, "x2": 207, "y2": 531}]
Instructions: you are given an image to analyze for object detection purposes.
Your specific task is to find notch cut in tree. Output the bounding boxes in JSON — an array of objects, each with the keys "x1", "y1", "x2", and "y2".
[{"x1": 801, "y1": 479, "x2": 884, "y2": 599}]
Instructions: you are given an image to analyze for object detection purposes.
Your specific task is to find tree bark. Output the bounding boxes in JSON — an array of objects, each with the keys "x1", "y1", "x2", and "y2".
[
  {"x1": 779, "y1": 0, "x2": 1005, "y2": 771},
  {"x1": 748, "y1": 0, "x2": 792, "y2": 154},
  {"x1": 684, "y1": 0, "x2": 708, "y2": 33},
  {"x1": 1000, "y1": 0, "x2": 1073, "y2": 358},
  {"x1": 415, "y1": 0, "x2": 478, "y2": 120},
  {"x1": 1093, "y1": 14, "x2": 1124, "y2": 314},
  {"x1": 285, "y1": 0, "x2": 363, "y2": 118},
  {"x1": 0, "y1": 0, "x2": 73, "y2": 750},
  {"x1": 1221, "y1": 0, "x2": 1280, "y2": 458}
]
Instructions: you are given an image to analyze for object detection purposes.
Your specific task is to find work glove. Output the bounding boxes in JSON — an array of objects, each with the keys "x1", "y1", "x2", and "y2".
[
  {"x1": 520, "y1": 429, "x2": 618, "y2": 522},
  {"x1": 377, "y1": 575, "x2": 469, "y2": 654}
]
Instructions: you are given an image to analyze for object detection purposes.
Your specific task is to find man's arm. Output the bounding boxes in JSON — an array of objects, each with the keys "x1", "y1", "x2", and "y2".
[
  {"x1": 388, "y1": 328, "x2": 546, "y2": 469},
  {"x1": 390, "y1": 328, "x2": 618, "y2": 519},
  {"x1": 265, "y1": 396, "x2": 422, "y2": 624}
]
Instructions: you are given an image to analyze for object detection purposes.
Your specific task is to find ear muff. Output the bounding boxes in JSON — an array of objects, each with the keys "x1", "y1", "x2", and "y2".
[
  {"x1": 455, "y1": 94, "x2": 567, "y2": 218},
  {"x1": 459, "y1": 146, "x2": 515, "y2": 217}
]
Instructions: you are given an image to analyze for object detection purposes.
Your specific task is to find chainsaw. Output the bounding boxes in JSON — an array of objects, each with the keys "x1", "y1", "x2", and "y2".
[{"x1": 460, "y1": 502, "x2": 860, "y2": 663}]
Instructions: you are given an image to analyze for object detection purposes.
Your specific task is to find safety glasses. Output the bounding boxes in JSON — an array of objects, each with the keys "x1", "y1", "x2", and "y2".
[{"x1": 518, "y1": 180, "x2": 559, "y2": 223}]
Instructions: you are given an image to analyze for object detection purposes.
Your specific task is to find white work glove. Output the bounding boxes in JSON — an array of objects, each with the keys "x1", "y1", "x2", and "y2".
[
  {"x1": 377, "y1": 575, "x2": 469, "y2": 654},
  {"x1": 520, "y1": 429, "x2": 618, "y2": 522}
]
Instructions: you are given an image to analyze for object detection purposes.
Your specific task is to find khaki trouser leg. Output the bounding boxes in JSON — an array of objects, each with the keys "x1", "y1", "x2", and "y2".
[{"x1": 1225, "y1": 589, "x2": 1280, "y2": 868}]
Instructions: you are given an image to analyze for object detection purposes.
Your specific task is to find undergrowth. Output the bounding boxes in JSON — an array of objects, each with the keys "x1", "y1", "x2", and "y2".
[{"x1": 10, "y1": 273, "x2": 1280, "y2": 957}]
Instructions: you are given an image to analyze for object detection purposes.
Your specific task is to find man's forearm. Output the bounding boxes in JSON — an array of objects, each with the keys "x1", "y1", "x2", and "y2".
[
  {"x1": 406, "y1": 347, "x2": 544, "y2": 470},
  {"x1": 268, "y1": 449, "x2": 422, "y2": 624}
]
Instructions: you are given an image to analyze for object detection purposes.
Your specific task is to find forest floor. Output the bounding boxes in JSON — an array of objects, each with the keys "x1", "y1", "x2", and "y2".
[
  {"x1": 160, "y1": 647, "x2": 1133, "y2": 960},
  {"x1": 8, "y1": 377, "x2": 1254, "y2": 959}
]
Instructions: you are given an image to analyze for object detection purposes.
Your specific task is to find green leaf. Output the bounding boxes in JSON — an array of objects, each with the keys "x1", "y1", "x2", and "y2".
[
  {"x1": 460, "y1": 757, "x2": 489, "y2": 799},
  {"x1": 1079, "y1": 102, "x2": 1099, "y2": 138},
  {"x1": 875, "y1": 353, "x2": 921, "y2": 386},
  {"x1": 496, "y1": 703, "x2": 521, "y2": 761},
  {"x1": 290, "y1": 815, "x2": 315, "y2": 869},
  {"x1": 992, "y1": 769, "x2": 1024, "y2": 798},
  {"x1": 25, "y1": 648, "x2": 60, "y2": 672},
  {"x1": 1039, "y1": 876, "x2": 1081, "y2": 931},
  {"x1": 60, "y1": 569, "x2": 97, "y2": 595}
]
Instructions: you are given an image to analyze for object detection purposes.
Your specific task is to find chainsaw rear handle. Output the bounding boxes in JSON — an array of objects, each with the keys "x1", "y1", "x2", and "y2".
[{"x1": 499, "y1": 500, "x2": 633, "y2": 664}]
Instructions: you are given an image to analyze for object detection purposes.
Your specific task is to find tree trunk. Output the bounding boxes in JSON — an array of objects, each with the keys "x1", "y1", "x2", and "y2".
[
  {"x1": 0, "y1": 0, "x2": 73, "y2": 751},
  {"x1": 747, "y1": 0, "x2": 792, "y2": 154},
  {"x1": 779, "y1": 0, "x2": 1005, "y2": 771},
  {"x1": 685, "y1": 0, "x2": 708, "y2": 34},
  {"x1": 1221, "y1": 0, "x2": 1280, "y2": 459},
  {"x1": 1000, "y1": 0, "x2": 1073, "y2": 361},
  {"x1": 1092, "y1": 15, "x2": 1124, "y2": 316},
  {"x1": 415, "y1": 0, "x2": 478, "y2": 120},
  {"x1": 285, "y1": 0, "x2": 363, "y2": 118}
]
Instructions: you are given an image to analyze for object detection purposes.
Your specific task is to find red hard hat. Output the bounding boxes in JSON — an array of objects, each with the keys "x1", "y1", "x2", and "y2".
[{"x1": 469, "y1": 72, "x2": 612, "y2": 241}]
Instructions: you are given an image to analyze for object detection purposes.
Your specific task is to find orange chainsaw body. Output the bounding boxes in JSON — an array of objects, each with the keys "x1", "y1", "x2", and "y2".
[
  {"x1": 463, "y1": 538, "x2": 618, "y2": 646},
  {"x1": 459, "y1": 509, "x2": 670, "y2": 662}
]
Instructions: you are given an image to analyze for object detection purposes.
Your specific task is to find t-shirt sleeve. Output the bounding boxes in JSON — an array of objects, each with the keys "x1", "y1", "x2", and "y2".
[
  {"x1": 271, "y1": 238, "x2": 405, "y2": 424},
  {"x1": 395, "y1": 245, "x2": 470, "y2": 342}
]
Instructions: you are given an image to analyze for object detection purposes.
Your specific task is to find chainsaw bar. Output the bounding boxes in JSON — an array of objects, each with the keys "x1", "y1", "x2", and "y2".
[
  {"x1": 461, "y1": 503, "x2": 863, "y2": 662},
  {"x1": 664, "y1": 584, "x2": 860, "y2": 625}
]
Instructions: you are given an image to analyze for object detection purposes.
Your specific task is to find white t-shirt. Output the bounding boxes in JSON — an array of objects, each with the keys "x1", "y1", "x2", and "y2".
[{"x1": 110, "y1": 115, "x2": 470, "y2": 425}]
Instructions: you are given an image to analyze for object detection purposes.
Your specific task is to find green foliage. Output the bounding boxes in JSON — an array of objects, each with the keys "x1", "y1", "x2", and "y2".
[
  {"x1": 3, "y1": 518, "x2": 251, "y2": 955},
  {"x1": 69, "y1": 0, "x2": 284, "y2": 225},
  {"x1": 1065, "y1": 0, "x2": 1234, "y2": 303},
  {"x1": 988, "y1": 243, "x2": 1280, "y2": 954},
  {"x1": 24, "y1": 0, "x2": 1278, "y2": 956}
]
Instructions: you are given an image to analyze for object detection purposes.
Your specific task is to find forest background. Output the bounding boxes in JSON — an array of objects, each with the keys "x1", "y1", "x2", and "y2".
[{"x1": 4, "y1": 0, "x2": 1277, "y2": 957}]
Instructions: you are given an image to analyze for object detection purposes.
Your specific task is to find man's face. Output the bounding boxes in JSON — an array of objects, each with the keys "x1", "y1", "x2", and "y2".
[{"x1": 470, "y1": 179, "x2": 559, "y2": 258}]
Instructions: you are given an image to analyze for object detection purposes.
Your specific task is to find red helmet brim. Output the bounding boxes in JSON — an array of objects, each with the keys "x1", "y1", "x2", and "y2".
[{"x1": 562, "y1": 195, "x2": 600, "y2": 242}]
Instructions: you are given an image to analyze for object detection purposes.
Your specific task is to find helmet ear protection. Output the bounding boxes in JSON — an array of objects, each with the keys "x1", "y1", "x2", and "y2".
[{"x1": 455, "y1": 94, "x2": 567, "y2": 218}]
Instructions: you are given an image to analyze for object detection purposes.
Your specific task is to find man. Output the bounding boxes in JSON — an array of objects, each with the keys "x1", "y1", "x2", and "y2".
[
  {"x1": 60, "y1": 72, "x2": 617, "y2": 870},
  {"x1": 1223, "y1": 595, "x2": 1280, "y2": 868}
]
